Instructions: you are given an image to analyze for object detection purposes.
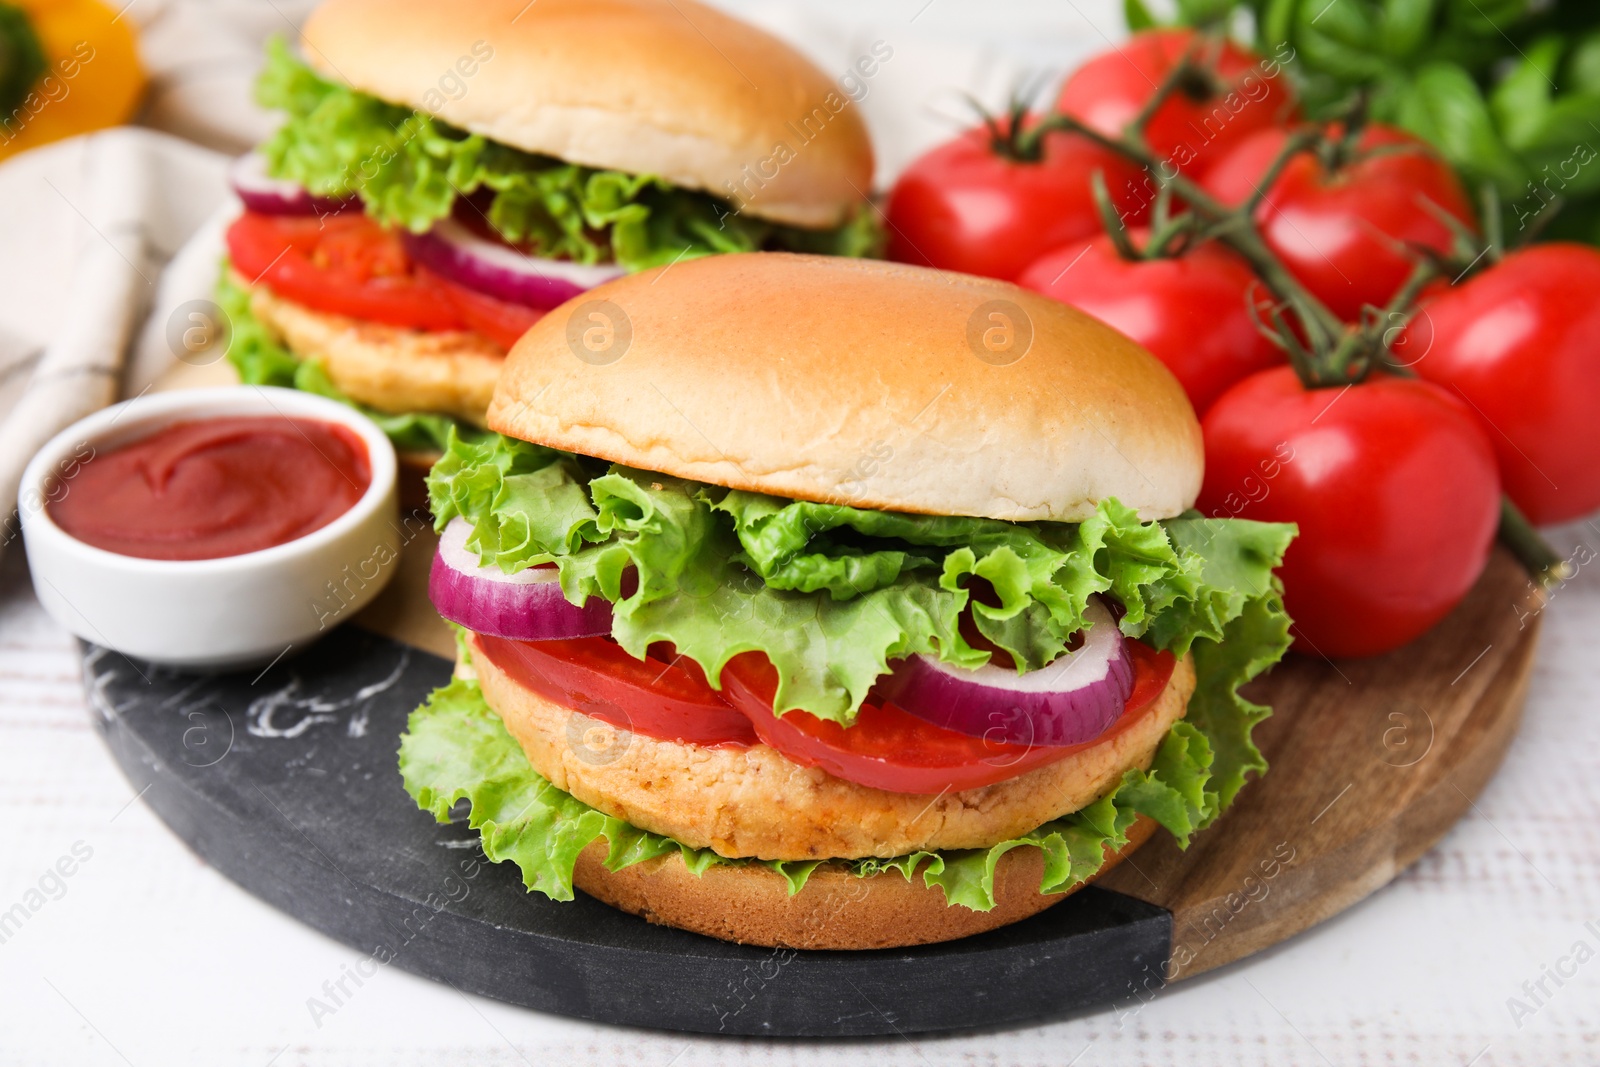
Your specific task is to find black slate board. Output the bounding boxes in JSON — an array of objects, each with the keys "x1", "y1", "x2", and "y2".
[{"x1": 84, "y1": 627, "x2": 1172, "y2": 1037}]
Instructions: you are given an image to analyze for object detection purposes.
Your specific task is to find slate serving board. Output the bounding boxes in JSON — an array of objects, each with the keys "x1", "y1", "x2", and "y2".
[
  {"x1": 85, "y1": 626, "x2": 1171, "y2": 1037},
  {"x1": 83, "y1": 541, "x2": 1540, "y2": 1036}
]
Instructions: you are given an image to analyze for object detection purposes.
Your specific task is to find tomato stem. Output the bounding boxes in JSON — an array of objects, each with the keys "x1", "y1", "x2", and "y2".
[
  {"x1": 1036, "y1": 49, "x2": 1465, "y2": 391},
  {"x1": 1498, "y1": 498, "x2": 1569, "y2": 586},
  {"x1": 1145, "y1": 212, "x2": 1192, "y2": 259},
  {"x1": 1480, "y1": 183, "x2": 1505, "y2": 263},
  {"x1": 1044, "y1": 108, "x2": 1347, "y2": 368},
  {"x1": 1091, "y1": 169, "x2": 1142, "y2": 261},
  {"x1": 1241, "y1": 128, "x2": 1320, "y2": 219},
  {"x1": 1320, "y1": 90, "x2": 1370, "y2": 174},
  {"x1": 1125, "y1": 34, "x2": 1208, "y2": 138}
]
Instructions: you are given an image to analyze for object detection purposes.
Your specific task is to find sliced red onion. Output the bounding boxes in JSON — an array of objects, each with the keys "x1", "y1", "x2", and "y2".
[
  {"x1": 229, "y1": 151, "x2": 352, "y2": 217},
  {"x1": 401, "y1": 217, "x2": 627, "y2": 310},
  {"x1": 428, "y1": 518, "x2": 613, "y2": 641},
  {"x1": 877, "y1": 598, "x2": 1133, "y2": 748}
]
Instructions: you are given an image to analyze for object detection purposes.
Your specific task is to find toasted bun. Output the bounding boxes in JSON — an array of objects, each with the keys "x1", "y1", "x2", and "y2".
[
  {"x1": 490, "y1": 254, "x2": 1204, "y2": 522},
  {"x1": 299, "y1": 0, "x2": 872, "y2": 228},
  {"x1": 243, "y1": 277, "x2": 502, "y2": 427},
  {"x1": 572, "y1": 815, "x2": 1159, "y2": 949},
  {"x1": 471, "y1": 630, "x2": 1194, "y2": 858}
]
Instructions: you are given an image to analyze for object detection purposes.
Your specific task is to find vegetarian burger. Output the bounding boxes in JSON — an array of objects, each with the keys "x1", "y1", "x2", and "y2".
[
  {"x1": 401, "y1": 253, "x2": 1296, "y2": 949},
  {"x1": 220, "y1": 0, "x2": 878, "y2": 456}
]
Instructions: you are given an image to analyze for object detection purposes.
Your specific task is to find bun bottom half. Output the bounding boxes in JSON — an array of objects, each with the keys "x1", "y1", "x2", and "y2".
[{"x1": 571, "y1": 815, "x2": 1159, "y2": 950}]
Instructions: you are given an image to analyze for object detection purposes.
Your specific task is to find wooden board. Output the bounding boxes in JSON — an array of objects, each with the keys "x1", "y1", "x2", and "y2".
[
  {"x1": 84, "y1": 531, "x2": 1540, "y2": 1034},
  {"x1": 1097, "y1": 546, "x2": 1542, "y2": 979}
]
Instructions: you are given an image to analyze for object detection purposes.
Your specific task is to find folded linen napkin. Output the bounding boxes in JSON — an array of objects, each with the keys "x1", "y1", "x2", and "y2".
[{"x1": 0, "y1": 128, "x2": 227, "y2": 550}]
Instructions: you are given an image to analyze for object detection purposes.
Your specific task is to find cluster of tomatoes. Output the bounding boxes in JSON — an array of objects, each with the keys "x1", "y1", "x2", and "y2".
[{"x1": 885, "y1": 29, "x2": 1600, "y2": 659}]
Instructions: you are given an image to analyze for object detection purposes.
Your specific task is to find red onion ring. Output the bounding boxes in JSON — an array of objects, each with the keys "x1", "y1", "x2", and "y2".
[
  {"x1": 400, "y1": 217, "x2": 626, "y2": 310},
  {"x1": 228, "y1": 151, "x2": 352, "y2": 217},
  {"x1": 876, "y1": 598, "x2": 1134, "y2": 747},
  {"x1": 428, "y1": 518, "x2": 613, "y2": 641}
]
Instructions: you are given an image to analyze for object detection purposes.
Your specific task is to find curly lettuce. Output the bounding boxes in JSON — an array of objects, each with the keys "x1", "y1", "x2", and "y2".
[
  {"x1": 254, "y1": 38, "x2": 882, "y2": 270},
  {"x1": 426, "y1": 429, "x2": 1295, "y2": 742},
  {"x1": 398, "y1": 641, "x2": 1263, "y2": 911},
  {"x1": 399, "y1": 428, "x2": 1295, "y2": 909}
]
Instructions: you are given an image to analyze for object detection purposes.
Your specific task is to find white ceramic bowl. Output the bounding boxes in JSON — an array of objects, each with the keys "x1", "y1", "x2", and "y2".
[{"x1": 20, "y1": 386, "x2": 401, "y2": 669}]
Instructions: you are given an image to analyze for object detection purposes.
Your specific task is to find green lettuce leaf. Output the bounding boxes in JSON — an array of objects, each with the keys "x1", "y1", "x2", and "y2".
[
  {"x1": 215, "y1": 264, "x2": 299, "y2": 387},
  {"x1": 401, "y1": 676, "x2": 822, "y2": 898},
  {"x1": 427, "y1": 429, "x2": 1296, "y2": 727},
  {"x1": 397, "y1": 653, "x2": 1245, "y2": 912},
  {"x1": 401, "y1": 676, "x2": 717, "y2": 899},
  {"x1": 215, "y1": 267, "x2": 476, "y2": 454},
  {"x1": 254, "y1": 38, "x2": 882, "y2": 270}
]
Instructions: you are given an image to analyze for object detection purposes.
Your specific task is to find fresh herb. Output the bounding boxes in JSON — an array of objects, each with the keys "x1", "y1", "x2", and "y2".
[{"x1": 1152, "y1": 0, "x2": 1600, "y2": 243}]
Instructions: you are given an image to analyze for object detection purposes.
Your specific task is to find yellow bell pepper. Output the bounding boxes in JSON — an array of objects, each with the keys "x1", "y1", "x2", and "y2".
[{"x1": 0, "y1": 0, "x2": 144, "y2": 162}]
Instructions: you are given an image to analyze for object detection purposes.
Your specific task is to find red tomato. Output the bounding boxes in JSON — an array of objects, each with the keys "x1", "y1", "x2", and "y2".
[
  {"x1": 884, "y1": 118, "x2": 1149, "y2": 281},
  {"x1": 225, "y1": 211, "x2": 466, "y2": 331},
  {"x1": 419, "y1": 266, "x2": 544, "y2": 351},
  {"x1": 1199, "y1": 368, "x2": 1500, "y2": 658},
  {"x1": 720, "y1": 643, "x2": 1176, "y2": 795},
  {"x1": 473, "y1": 633, "x2": 758, "y2": 747},
  {"x1": 1017, "y1": 232, "x2": 1281, "y2": 414},
  {"x1": 473, "y1": 629, "x2": 1178, "y2": 794},
  {"x1": 1056, "y1": 28, "x2": 1297, "y2": 178},
  {"x1": 1405, "y1": 244, "x2": 1600, "y2": 525},
  {"x1": 1201, "y1": 124, "x2": 1476, "y2": 323}
]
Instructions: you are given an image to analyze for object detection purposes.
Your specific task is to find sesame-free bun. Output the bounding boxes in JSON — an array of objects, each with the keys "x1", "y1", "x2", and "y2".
[
  {"x1": 490, "y1": 253, "x2": 1205, "y2": 522},
  {"x1": 299, "y1": 0, "x2": 873, "y2": 228},
  {"x1": 571, "y1": 815, "x2": 1158, "y2": 949}
]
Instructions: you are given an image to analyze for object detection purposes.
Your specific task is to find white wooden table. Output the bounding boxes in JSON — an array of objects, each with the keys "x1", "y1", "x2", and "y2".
[
  {"x1": 1, "y1": 2, "x2": 1597, "y2": 1062},
  {"x1": 1, "y1": 520, "x2": 1596, "y2": 1066}
]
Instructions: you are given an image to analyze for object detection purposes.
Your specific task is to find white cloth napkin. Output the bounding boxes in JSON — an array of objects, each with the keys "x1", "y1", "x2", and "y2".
[
  {"x1": 0, "y1": 129, "x2": 228, "y2": 545},
  {"x1": 132, "y1": 0, "x2": 319, "y2": 154}
]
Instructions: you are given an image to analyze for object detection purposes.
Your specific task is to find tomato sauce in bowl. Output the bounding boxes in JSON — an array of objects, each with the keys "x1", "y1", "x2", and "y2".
[{"x1": 49, "y1": 416, "x2": 371, "y2": 561}]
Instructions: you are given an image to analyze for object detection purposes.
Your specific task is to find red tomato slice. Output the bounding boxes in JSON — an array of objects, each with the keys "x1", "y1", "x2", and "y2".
[
  {"x1": 225, "y1": 211, "x2": 466, "y2": 331},
  {"x1": 721, "y1": 643, "x2": 1176, "y2": 794},
  {"x1": 418, "y1": 266, "x2": 544, "y2": 351},
  {"x1": 473, "y1": 633, "x2": 757, "y2": 747},
  {"x1": 474, "y1": 632, "x2": 1176, "y2": 794}
]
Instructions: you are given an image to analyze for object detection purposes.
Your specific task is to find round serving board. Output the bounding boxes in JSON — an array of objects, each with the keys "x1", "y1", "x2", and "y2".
[{"x1": 84, "y1": 527, "x2": 1542, "y2": 1036}]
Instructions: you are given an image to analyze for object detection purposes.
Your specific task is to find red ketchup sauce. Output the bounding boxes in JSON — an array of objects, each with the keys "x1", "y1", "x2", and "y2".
[{"x1": 50, "y1": 416, "x2": 370, "y2": 561}]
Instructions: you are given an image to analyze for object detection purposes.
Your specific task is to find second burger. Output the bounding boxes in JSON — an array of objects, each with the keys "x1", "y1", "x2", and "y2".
[{"x1": 219, "y1": 0, "x2": 880, "y2": 456}]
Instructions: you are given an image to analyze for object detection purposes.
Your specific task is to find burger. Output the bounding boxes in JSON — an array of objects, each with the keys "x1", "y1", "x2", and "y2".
[
  {"x1": 400, "y1": 252, "x2": 1296, "y2": 949},
  {"x1": 218, "y1": 0, "x2": 878, "y2": 457}
]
